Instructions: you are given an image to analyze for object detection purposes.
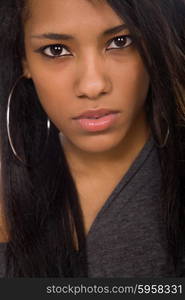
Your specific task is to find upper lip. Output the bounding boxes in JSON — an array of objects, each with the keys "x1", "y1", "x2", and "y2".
[{"x1": 73, "y1": 109, "x2": 119, "y2": 119}]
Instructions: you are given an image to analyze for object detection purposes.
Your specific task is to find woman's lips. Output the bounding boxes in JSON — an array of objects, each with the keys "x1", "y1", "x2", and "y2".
[{"x1": 74, "y1": 112, "x2": 119, "y2": 132}]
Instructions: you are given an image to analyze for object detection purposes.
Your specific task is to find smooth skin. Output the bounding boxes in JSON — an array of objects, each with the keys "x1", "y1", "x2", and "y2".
[{"x1": 22, "y1": 0, "x2": 151, "y2": 235}]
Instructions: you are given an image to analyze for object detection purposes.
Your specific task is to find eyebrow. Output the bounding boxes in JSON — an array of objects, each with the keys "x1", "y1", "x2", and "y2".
[{"x1": 30, "y1": 24, "x2": 128, "y2": 40}]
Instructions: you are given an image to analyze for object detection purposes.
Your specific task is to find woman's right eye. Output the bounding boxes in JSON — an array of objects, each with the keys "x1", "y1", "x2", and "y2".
[{"x1": 38, "y1": 44, "x2": 71, "y2": 58}]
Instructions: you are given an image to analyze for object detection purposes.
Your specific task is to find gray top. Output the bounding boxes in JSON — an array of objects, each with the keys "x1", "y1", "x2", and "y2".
[
  {"x1": 0, "y1": 242, "x2": 6, "y2": 278},
  {"x1": 0, "y1": 134, "x2": 184, "y2": 277}
]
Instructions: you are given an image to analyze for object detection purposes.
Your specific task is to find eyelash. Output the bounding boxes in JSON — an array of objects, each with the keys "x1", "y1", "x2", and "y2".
[{"x1": 36, "y1": 35, "x2": 133, "y2": 59}]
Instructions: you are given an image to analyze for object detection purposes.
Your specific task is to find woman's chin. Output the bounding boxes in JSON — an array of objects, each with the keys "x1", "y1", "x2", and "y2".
[{"x1": 62, "y1": 133, "x2": 126, "y2": 154}]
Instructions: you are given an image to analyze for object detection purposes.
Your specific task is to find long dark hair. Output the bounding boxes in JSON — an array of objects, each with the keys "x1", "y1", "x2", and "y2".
[{"x1": 0, "y1": 0, "x2": 185, "y2": 277}]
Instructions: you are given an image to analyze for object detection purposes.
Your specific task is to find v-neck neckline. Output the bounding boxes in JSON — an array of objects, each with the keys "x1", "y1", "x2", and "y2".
[
  {"x1": 85, "y1": 133, "x2": 155, "y2": 240},
  {"x1": 0, "y1": 134, "x2": 155, "y2": 248}
]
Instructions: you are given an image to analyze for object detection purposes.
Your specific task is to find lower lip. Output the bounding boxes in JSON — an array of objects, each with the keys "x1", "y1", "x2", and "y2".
[{"x1": 75, "y1": 112, "x2": 119, "y2": 132}]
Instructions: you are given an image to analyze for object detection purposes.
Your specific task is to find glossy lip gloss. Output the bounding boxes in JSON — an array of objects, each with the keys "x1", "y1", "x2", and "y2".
[{"x1": 75, "y1": 112, "x2": 119, "y2": 132}]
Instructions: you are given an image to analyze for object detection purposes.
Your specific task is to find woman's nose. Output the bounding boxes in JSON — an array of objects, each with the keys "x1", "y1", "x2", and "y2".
[{"x1": 74, "y1": 55, "x2": 112, "y2": 100}]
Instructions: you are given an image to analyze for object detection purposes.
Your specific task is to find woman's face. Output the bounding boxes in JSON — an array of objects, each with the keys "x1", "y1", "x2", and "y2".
[{"x1": 23, "y1": 0, "x2": 150, "y2": 153}]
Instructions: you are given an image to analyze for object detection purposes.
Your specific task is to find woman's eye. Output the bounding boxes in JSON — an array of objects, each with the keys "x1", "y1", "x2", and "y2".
[
  {"x1": 41, "y1": 44, "x2": 71, "y2": 58},
  {"x1": 36, "y1": 35, "x2": 133, "y2": 59},
  {"x1": 107, "y1": 35, "x2": 133, "y2": 50}
]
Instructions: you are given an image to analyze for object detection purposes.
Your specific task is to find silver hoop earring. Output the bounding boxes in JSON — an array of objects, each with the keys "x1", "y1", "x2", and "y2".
[
  {"x1": 6, "y1": 75, "x2": 51, "y2": 166},
  {"x1": 154, "y1": 115, "x2": 170, "y2": 148}
]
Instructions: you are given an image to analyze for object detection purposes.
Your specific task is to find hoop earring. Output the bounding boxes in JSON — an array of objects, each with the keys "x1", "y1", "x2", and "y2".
[
  {"x1": 6, "y1": 75, "x2": 51, "y2": 166},
  {"x1": 154, "y1": 114, "x2": 170, "y2": 148}
]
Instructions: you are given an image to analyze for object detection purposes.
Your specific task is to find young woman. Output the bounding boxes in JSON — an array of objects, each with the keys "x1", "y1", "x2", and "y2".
[{"x1": 0, "y1": 0, "x2": 185, "y2": 277}]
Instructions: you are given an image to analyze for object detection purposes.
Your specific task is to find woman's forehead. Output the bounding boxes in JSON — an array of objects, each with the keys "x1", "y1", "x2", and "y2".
[
  {"x1": 24, "y1": 0, "x2": 125, "y2": 41},
  {"x1": 25, "y1": 0, "x2": 123, "y2": 28}
]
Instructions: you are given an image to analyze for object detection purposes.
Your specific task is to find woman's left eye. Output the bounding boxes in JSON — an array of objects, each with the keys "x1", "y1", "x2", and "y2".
[
  {"x1": 40, "y1": 44, "x2": 71, "y2": 58},
  {"x1": 107, "y1": 35, "x2": 133, "y2": 50}
]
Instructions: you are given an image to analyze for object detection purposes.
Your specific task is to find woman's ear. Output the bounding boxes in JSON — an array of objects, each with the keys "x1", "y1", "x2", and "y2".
[{"x1": 22, "y1": 59, "x2": 31, "y2": 79}]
